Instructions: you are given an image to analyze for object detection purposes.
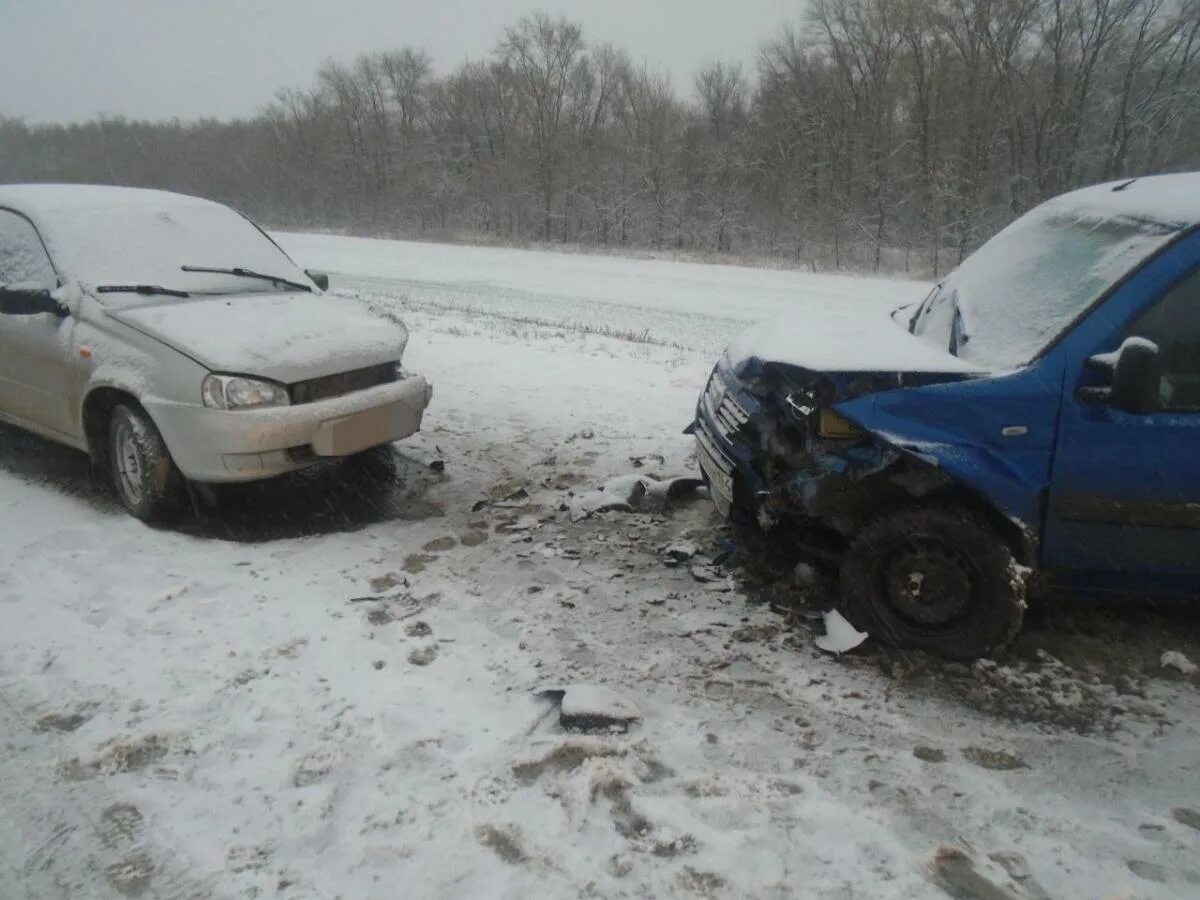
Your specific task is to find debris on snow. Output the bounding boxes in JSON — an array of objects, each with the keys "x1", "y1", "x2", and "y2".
[
  {"x1": 538, "y1": 684, "x2": 641, "y2": 733},
  {"x1": 662, "y1": 540, "x2": 699, "y2": 566},
  {"x1": 1160, "y1": 651, "x2": 1198, "y2": 675},
  {"x1": 496, "y1": 514, "x2": 544, "y2": 534},
  {"x1": 644, "y1": 476, "x2": 705, "y2": 505},
  {"x1": 688, "y1": 557, "x2": 732, "y2": 591},
  {"x1": 814, "y1": 609, "x2": 868, "y2": 654},
  {"x1": 629, "y1": 453, "x2": 665, "y2": 468},
  {"x1": 568, "y1": 473, "x2": 705, "y2": 521},
  {"x1": 562, "y1": 687, "x2": 640, "y2": 733},
  {"x1": 569, "y1": 474, "x2": 647, "y2": 520}
]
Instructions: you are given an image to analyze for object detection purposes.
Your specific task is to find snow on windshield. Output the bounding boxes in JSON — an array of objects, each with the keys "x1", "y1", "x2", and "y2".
[
  {"x1": 914, "y1": 206, "x2": 1180, "y2": 369},
  {"x1": 35, "y1": 201, "x2": 307, "y2": 302}
]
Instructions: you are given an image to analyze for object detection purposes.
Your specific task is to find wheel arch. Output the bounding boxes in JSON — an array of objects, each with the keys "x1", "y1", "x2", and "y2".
[
  {"x1": 81, "y1": 384, "x2": 148, "y2": 464},
  {"x1": 846, "y1": 453, "x2": 1040, "y2": 569},
  {"x1": 921, "y1": 483, "x2": 1038, "y2": 568}
]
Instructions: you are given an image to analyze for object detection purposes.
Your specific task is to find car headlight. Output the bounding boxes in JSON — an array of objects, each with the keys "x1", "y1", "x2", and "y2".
[
  {"x1": 818, "y1": 408, "x2": 861, "y2": 438},
  {"x1": 202, "y1": 374, "x2": 290, "y2": 410}
]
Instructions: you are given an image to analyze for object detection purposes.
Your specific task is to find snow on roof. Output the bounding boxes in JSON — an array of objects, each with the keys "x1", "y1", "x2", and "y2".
[
  {"x1": 0, "y1": 183, "x2": 303, "y2": 291},
  {"x1": 1042, "y1": 173, "x2": 1200, "y2": 229},
  {"x1": 0, "y1": 183, "x2": 221, "y2": 218}
]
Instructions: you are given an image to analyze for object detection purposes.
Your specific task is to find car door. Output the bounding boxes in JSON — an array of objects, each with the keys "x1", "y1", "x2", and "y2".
[
  {"x1": 0, "y1": 208, "x2": 77, "y2": 437},
  {"x1": 1044, "y1": 250, "x2": 1200, "y2": 594}
]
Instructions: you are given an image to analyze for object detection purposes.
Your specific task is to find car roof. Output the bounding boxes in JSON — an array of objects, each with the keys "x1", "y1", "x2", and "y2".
[
  {"x1": 0, "y1": 183, "x2": 282, "y2": 287},
  {"x1": 0, "y1": 183, "x2": 222, "y2": 220},
  {"x1": 1044, "y1": 173, "x2": 1200, "y2": 230}
]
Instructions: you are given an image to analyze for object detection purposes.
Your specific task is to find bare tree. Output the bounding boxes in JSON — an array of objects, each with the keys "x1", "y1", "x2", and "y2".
[
  {"x1": 3, "y1": 4, "x2": 1197, "y2": 273},
  {"x1": 497, "y1": 12, "x2": 585, "y2": 240}
]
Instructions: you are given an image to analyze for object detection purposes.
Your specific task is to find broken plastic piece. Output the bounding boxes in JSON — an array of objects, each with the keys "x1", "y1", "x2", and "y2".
[
  {"x1": 662, "y1": 541, "x2": 699, "y2": 565},
  {"x1": 814, "y1": 609, "x2": 868, "y2": 654},
  {"x1": 568, "y1": 473, "x2": 704, "y2": 521},
  {"x1": 538, "y1": 684, "x2": 641, "y2": 733}
]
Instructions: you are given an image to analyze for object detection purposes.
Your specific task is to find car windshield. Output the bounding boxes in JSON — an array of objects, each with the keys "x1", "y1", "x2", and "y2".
[
  {"x1": 36, "y1": 200, "x2": 312, "y2": 304},
  {"x1": 911, "y1": 207, "x2": 1182, "y2": 369}
]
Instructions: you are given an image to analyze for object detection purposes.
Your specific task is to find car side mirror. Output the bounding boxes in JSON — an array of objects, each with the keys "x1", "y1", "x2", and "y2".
[
  {"x1": 0, "y1": 285, "x2": 67, "y2": 317},
  {"x1": 306, "y1": 270, "x2": 330, "y2": 291},
  {"x1": 1081, "y1": 337, "x2": 1161, "y2": 415}
]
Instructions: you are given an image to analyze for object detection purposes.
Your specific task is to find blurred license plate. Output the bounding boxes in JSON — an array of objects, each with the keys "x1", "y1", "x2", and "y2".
[
  {"x1": 695, "y1": 435, "x2": 733, "y2": 518},
  {"x1": 313, "y1": 403, "x2": 401, "y2": 456}
]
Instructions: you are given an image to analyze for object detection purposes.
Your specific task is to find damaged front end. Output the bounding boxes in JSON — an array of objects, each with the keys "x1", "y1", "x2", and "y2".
[{"x1": 692, "y1": 354, "x2": 977, "y2": 552}]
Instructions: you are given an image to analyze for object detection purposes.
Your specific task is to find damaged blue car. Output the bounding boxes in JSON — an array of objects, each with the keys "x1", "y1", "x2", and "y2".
[{"x1": 692, "y1": 174, "x2": 1200, "y2": 659}]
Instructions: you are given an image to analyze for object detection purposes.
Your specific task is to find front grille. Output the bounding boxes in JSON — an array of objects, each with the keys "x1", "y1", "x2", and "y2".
[
  {"x1": 289, "y1": 363, "x2": 397, "y2": 405},
  {"x1": 705, "y1": 372, "x2": 750, "y2": 440},
  {"x1": 696, "y1": 422, "x2": 734, "y2": 475}
]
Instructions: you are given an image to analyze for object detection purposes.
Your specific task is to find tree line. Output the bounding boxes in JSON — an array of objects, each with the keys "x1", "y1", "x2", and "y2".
[{"x1": 2, "y1": 0, "x2": 1198, "y2": 276}]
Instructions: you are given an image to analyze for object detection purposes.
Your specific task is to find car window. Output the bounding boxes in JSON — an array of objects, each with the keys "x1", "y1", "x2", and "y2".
[
  {"x1": 1128, "y1": 266, "x2": 1200, "y2": 411},
  {"x1": 0, "y1": 209, "x2": 56, "y2": 286},
  {"x1": 913, "y1": 209, "x2": 1179, "y2": 370}
]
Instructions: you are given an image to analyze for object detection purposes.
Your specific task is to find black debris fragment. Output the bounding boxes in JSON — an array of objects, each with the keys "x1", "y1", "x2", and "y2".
[
  {"x1": 535, "y1": 684, "x2": 641, "y2": 734},
  {"x1": 662, "y1": 541, "x2": 699, "y2": 566},
  {"x1": 629, "y1": 453, "x2": 665, "y2": 468}
]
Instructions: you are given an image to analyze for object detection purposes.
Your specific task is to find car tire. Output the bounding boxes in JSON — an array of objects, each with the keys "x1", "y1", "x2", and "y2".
[
  {"x1": 838, "y1": 504, "x2": 1026, "y2": 660},
  {"x1": 108, "y1": 404, "x2": 185, "y2": 522}
]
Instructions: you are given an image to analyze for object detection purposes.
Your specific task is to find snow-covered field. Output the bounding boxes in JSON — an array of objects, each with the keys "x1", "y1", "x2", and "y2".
[{"x1": 2, "y1": 235, "x2": 1199, "y2": 899}]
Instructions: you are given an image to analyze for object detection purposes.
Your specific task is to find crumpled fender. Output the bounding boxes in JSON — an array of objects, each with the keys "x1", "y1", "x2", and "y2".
[{"x1": 833, "y1": 365, "x2": 1065, "y2": 534}]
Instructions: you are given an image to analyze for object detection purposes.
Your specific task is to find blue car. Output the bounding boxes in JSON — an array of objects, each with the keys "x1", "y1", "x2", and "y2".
[{"x1": 692, "y1": 174, "x2": 1200, "y2": 659}]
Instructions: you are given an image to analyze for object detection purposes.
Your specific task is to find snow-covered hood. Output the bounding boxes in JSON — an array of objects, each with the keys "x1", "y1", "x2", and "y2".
[
  {"x1": 104, "y1": 291, "x2": 409, "y2": 383},
  {"x1": 726, "y1": 307, "x2": 982, "y2": 378}
]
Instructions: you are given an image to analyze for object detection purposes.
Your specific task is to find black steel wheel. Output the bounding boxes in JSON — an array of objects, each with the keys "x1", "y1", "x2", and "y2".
[{"x1": 838, "y1": 505, "x2": 1026, "y2": 660}]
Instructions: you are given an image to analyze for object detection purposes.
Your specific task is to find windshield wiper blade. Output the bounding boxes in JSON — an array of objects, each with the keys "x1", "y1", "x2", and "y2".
[
  {"x1": 181, "y1": 265, "x2": 312, "y2": 293},
  {"x1": 96, "y1": 284, "x2": 190, "y2": 298}
]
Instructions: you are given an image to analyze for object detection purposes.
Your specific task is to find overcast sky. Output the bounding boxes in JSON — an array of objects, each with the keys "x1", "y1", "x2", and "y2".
[{"x1": 2, "y1": 0, "x2": 801, "y2": 124}]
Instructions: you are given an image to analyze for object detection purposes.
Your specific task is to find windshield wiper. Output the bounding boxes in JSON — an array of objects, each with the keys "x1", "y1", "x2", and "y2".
[
  {"x1": 96, "y1": 284, "x2": 190, "y2": 298},
  {"x1": 181, "y1": 265, "x2": 312, "y2": 293}
]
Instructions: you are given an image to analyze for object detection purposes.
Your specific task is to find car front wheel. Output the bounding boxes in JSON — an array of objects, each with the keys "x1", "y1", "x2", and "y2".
[
  {"x1": 838, "y1": 504, "x2": 1026, "y2": 660},
  {"x1": 109, "y1": 404, "x2": 185, "y2": 522}
]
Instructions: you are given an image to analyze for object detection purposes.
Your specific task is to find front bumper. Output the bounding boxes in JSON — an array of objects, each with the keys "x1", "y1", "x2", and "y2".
[
  {"x1": 693, "y1": 366, "x2": 767, "y2": 519},
  {"x1": 146, "y1": 375, "x2": 433, "y2": 482}
]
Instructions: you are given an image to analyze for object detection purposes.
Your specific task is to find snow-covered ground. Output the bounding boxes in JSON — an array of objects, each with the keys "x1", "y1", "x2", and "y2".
[{"x1": 2, "y1": 235, "x2": 1199, "y2": 899}]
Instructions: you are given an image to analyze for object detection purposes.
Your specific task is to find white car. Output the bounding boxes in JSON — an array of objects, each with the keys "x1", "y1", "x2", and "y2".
[{"x1": 0, "y1": 184, "x2": 432, "y2": 521}]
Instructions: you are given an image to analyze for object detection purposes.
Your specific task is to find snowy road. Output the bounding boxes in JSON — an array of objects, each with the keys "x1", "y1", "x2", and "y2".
[
  {"x1": 2, "y1": 236, "x2": 1200, "y2": 899},
  {"x1": 277, "y1": 232, "x2": 922, "y2": 357}
]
